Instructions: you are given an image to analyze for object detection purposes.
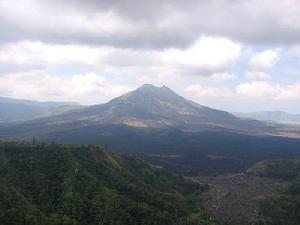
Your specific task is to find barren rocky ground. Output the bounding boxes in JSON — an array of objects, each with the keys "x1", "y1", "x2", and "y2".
[{"x1": 195, "y1": 174, "x2": 289, "y2": 224}]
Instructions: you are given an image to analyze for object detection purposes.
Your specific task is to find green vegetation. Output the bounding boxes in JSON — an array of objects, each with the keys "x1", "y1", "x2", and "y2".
[
  {"x1": 246, "y1": 159, "x2": 300, "y2": 180},
  {"x1": 0, "y1": 141, "x2": 210, "y2": 225},
  {"x1": 247, "y1": 159, "x2": 300, "y2": 225}
]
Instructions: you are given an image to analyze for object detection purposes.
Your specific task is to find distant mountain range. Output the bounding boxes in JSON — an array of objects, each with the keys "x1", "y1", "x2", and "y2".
[
  {"x1": 0, "y1": 96, "x2": 79, "y2": 122},
  {"x1": 0, "y1": 84, "x2": 300, "y2": 176},
  {"x1": 233, "y1": 111, "x2": 300, "y2": 124}
]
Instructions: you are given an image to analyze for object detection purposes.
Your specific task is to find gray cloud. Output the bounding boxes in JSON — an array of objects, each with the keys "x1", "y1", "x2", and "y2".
[
  {"x1": 1, "y1": 0, "x2": 300, "y2": 49},
  {"x1": 0, "y1": 62, "x2": 44, "y2": 75}
]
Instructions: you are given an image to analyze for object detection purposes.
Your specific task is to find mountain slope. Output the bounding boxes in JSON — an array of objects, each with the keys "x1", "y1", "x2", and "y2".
[
  {"x1": 1, "y1": 84, "x2": 300, "y2": 176},
  {"x1": 0, "y1": 96, "x2": 78, "y2": 122},
  {"x1": 4, "y1": 84, "x2": 294, "y2": 136},
  {"x1": 25, "y1": 84, "x2": 237, "y2": 130},
  {"x1": 0, "y1": 142, "x2": 208, "y2": 225}
]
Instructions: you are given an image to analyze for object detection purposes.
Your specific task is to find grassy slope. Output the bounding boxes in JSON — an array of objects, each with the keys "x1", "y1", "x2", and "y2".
[{"x1": 0, "y1": 142, "x2": 210, "y2": 225}]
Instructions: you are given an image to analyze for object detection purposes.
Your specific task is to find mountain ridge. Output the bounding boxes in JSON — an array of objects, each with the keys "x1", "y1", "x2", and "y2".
[
  {"x1": 0, "y1": 96, "x2": 79, "y2": 123},
  {"x1": 1, "y1": 84, "x2": 300, "y2": 140},
  {"x1": 11, "y1": 84, "x2": 288, "y2": 136}
]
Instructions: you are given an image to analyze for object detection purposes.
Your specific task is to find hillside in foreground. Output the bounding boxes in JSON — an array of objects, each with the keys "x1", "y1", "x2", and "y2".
[
  {"x1": 0, "y1": 142, "x2": 209, "y2": 225},
  {"x1": 194, "y1": 159, "x2": 300, "y2": 225},
  {"x1": 247, "y1": 159, "x2": 300, "y2": 225},
  {"x1": 1, "y1": 142, "x2": 299, "y2": 225},
  {"x1": 196, "y1": 173, "x2": 288, "y2": 224}
]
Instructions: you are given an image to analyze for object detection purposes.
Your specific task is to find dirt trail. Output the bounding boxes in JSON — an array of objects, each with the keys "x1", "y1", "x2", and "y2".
[{"x1": 195, "y1": 174, "x2": 288, "y2": 224}]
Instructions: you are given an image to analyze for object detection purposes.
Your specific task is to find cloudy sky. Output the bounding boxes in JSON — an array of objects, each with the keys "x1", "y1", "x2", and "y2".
[{"x1": 1, "y1": 0, "x2": 300, "y2": 113}]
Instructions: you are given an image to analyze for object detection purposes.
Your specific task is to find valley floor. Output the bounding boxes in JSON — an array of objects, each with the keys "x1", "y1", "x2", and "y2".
[{"x1": 195, "y1": 174, "x2": 288, "y2": 224}]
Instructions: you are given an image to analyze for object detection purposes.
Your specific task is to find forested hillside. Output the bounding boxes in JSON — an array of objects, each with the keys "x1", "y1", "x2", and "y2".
[{"x1": 0, "y1": 142, "x2": 209, "y2": 225}]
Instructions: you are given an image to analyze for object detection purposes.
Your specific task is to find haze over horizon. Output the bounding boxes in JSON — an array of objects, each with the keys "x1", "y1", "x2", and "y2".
[{"x1": 1, "y1": 0, "x2": 300, "y2": 113}]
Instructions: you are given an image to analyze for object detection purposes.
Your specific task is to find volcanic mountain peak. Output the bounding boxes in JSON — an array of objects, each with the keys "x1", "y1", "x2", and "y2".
[
  {"x1": 93, "y1": 84, "x2": 242, "y2": 130},
  {"x1": 111, "y1": 84, "x2": 185, "y2": 104},
  {"x1": 136, "y1": 84, "x2": 175, "y2": 95},
  {"x1": 5, "y1": 84, "x2": 297, "y2": 137}
]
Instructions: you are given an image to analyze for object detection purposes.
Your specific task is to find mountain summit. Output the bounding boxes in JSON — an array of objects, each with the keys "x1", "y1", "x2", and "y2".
[
  {"x1": 49, "y1": 84, "x2": 237, "y2": 130},
  {"x1": 110, "y1": 84, "x2": 186, "y2": 106},
  {"x1": 136, "y1": 84, "x2": 174, "y2": 93},
  {"x1": 134, "y1": 84, "x2": 183, "y2": 101}
]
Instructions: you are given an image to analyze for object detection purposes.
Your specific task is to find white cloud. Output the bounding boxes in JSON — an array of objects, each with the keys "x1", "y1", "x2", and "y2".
[
  {"x1": 236, "y1": 81, "x2": 279, "y2": 97},
  {"x1": 186, "y1": 84, "x2": 232, "y2": 97},
  {"x1": 245, "y1": 71, "x2": 271, "y2": 80},
  {"x1": 288, "y1": 46, "x2": 300, "y2": 58},
  {"x1": 0, "y1": 41, "x2": 111, "y2": 68},
  {"x1": 277, "y1": 82, "x2": 300, "y2": 99},
  {"x1": 248, "y1": 49, "x2": 280, "y2": 70},
  {"x1": 161, "y1": 37, "x2": 241, "y2": 74},
  {"x1": 184, "y1": 80, "x2": 300, "y2": 113},
  {"x1": 186, "y1": 80, "x2": 300, "y2": 101},
  {"x1": 0, "y1": 71, "x2": 131, "y2": 104},
  {"x1": 236, "y1": 81, "x2": 300, "y2": 100},
  {"x1": 210, "y1": 72, "x2": 237, "y2": 82},
  {"x1": 0, "y1": 37, "x2": 241, "y2": 79}
]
